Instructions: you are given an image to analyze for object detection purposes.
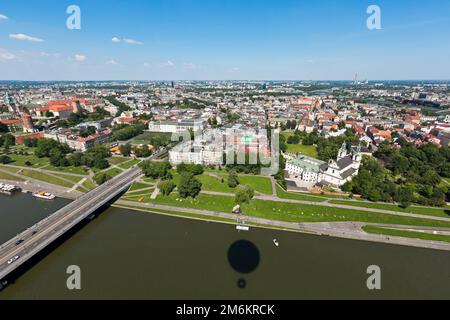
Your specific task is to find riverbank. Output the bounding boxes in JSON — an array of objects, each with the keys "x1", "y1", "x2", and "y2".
[
  {"x1": 0, "y1": 179, "x2": 81, "y2": 200},
  {"x1": 114, "y1": 200, "x2": 450, "y2": 252}
]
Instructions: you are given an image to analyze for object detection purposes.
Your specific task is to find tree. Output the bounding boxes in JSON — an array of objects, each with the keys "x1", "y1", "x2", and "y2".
[
  {"x1": 94, "y1": 172, "x2": 112, "y2": 185},
  {"x1": 176, "y1": 163, "x2": 204, "y2": 175},
  {"x1": 93, "y1": 157, "x2": 109, "y2": 170},
  {"x1": 158, "y1": 180, "x2": 176, "y2": 196},
  {"x1": 178, "y1": 173, "x2": 202, "y2": 198},
  {"x1": 140, "y1": 161, "x2": 172, "y2": 180},
  {"x1": 2, "y1": 133, "x2": 15, "y2": 148},
  {"x1": 235, "y1": 185, "x2": 255, "y2": 205},
  {"x1": 0, "y1": 123, "x2": 9, "y2": 133},
  {"x1": 119, "y1": 143, "x2": 132, "y2": 157},
  {"x1": 0, "y1": 155, "x2": 12, "y2": 164},
  {"x1": 228, "y1": 170, "x2": 240, "y2": 188}
]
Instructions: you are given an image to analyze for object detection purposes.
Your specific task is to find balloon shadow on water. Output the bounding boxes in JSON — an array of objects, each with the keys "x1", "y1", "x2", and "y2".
[{"x1": 228, "y1": 240, "x2": 260, "y2": 275}]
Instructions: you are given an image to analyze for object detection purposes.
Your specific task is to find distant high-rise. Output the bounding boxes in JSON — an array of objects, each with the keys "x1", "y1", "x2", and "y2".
[{"x1": 171, "y1": 81, "x2": 175, "y2": 88}]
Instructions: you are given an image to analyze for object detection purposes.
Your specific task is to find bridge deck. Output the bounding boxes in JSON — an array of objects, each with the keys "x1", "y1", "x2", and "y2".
[{"x1": 0, "y1": 167, "x2": 142, "y2": 282}]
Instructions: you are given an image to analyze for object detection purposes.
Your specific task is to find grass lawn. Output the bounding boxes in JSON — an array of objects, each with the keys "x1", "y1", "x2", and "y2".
[
  {"x1": 119, "y1": 159, "x2": 141, "y2": 169},
  {"x1": 235, "y1": 175, "x2": 273, "y2": 195},
  {"x1": 107, "y1": 157, "x2": 130, "y2": 166},
  {"x1": 8, "y1": 153, "x2": 49, "y2": 168},
  {"x1": 0, "y1": 171, "x2": 25, "y2": 181},
  {"x1": 281, "y1": 131, "x2": 319, "y2": 158},
  {"x1": 43, "y1": 165, "x2": 88, "y2": 175},
  {"x1": 52, "y1": 173, "x2": 84, "y2": 184},
  {"x1": 0, "y1": 165, "x2": 22, "y2": 174},
  {"x1": 125, "y1": 193, "x2": 450, "y2": 229},
  {"x1": 330, "y1": 200, "x2": 450, "y2": 219},
  {"x1": 142, "y1": 177, "x2": 156, "y2": 184},
  {"x1": 82, "y1": 179, "x2": 96, "y2": 191},
  {"x1": 114, "y1": 204, "x2": 235, "y2": 224},
  {"x1": 20, "y1": 169, "x2": 74, "y2": 188},
  {"x1": 103, "y1": 167, "x2": 123, "y2": 178},
  {"x1": 287, "y1": 144, "x2": 318, "y2": 158},
  {"x1": 276, "y1": 185, "x2": 326, "y2": 203},
  {"x1": 129, "y1": 132, "x2": 172, "y2": 145},
  {"x1": 216, "y1": 173, "x2": 273, "y2": 195},
  {"x1": 362, "y1": 226, "x2": 450, "y2": 243},
  {"x1": 129, "y1": 182, "x2": 153, "y2": 192},
  {"x1": 170, "y1": 172, "x2": 273, "y2": 195}
]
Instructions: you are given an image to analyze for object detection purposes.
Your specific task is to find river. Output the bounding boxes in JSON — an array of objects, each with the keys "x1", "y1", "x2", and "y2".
[{"x1": 0, "y1": 193, "x2": 449, "y2": 299}]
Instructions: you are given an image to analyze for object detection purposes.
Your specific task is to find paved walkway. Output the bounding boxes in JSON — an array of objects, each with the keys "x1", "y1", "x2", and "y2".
[{"x1": 115, "y1": 200, "x2": 450, "y2": 252}]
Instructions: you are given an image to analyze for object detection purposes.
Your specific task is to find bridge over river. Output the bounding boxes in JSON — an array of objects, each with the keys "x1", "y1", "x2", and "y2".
[{"x1": 0, "y1": 166, "x2": 142, "y2": 285}]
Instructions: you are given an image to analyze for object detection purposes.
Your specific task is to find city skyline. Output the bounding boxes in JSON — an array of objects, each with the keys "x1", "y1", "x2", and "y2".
[{"x1": 0, "y1": 0, "x2": 450, "y2": 81}]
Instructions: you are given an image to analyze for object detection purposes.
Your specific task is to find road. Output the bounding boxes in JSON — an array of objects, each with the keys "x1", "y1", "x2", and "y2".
[{"x1": 0, "y1": 167, "x2": 141, "y2": 282}]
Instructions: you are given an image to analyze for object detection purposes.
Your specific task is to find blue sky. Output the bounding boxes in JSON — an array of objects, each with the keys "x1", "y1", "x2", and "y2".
[{"x1": 0, "y1": 0, "x2": 449, "y2": 80}]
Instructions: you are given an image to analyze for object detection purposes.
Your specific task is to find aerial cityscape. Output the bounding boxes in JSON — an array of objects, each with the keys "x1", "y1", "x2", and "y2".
[{"x1": 0, "y1": 0, "x2": 449, "y2": 303}]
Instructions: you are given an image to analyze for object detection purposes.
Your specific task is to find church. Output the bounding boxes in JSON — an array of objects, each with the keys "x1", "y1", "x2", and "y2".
[{"x1": 285, "y1": 143, "x2": 362, "y2": 189}]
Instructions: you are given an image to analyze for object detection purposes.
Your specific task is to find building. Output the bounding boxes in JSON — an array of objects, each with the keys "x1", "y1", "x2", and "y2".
[
  {"x1": 169, "y1": 141, "x2": 223, "y2": 166},
  {"x1": 45, "y1": 129, "x2": 112, "y2": 152},
  {"x1": 285, "y1": 143, "x2": 362, "y2": 188},
  {"x1": 149, "y1": 119, "x2": 204, "y2": 133}
]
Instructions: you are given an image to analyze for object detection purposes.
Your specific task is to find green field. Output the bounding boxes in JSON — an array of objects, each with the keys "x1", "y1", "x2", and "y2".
[
  {"x1": 281, "y1": 132, "x2": 318, "y2": 158},
  {"x1": 330, "y1": 200, "x2": 450, "y2": 218},
  {"x1": 124, "y1": 193, "x2": 450, "y2": 229},
  {"x1": 119, "y1": 159, "x2": 141, "y2": 169},
  {"x1": 363, "y1": 226, "x2": 450, "y2": 243},
  {"x1": 8, "y1": 153, "x2": 49, "y2": 168},
  {"x1": 103, "y1": 167, "x2": 123, "y2": 178},
  {"x1": 107, "y1": 157, "x2": 130, "y2": 165},
  {"x1": 128, "y1": 182, "x2": 153, "y2": 192},
  {"x1": 20, "y1": 170, "x2": 73, "y2": 188},
  {"x1": 0, "y1": 170, "x2": 24, "y2": 181},
  {"x1": 169, "y1": 172, "x2": 273, "y2": 195},
  {"x1": 43, "y1": 165, "x2": 88, "y2": 175},
  {"x1": 115, "y1": 204, "x2": 235, "y2": 224},
  {"x1": 276, "y1": 185, "x2": 326, "y2": 202},
  {"x1": 129, "y1": 132, "x2": 172, "y2": 145},
  {"x1": 0, "y1": 165, "x2": 22, "y2": 174},
  {"x1": 82, "y1": 179, "x2": 96, "y2": 191}
]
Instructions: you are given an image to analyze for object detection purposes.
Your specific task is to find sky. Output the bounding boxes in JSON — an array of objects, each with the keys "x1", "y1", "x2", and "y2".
[{"x1": 0, "y1": 0, "x2": 449, "y2": 81}]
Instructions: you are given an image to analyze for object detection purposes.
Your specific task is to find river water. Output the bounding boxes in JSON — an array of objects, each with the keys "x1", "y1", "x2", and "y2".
[{"x1": 0, "y1": 193, "x2": 449, "y2": 299}]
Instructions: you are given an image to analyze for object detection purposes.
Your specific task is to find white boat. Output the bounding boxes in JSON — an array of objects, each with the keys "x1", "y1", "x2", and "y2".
[
  {"x1": 236, "y1": 225, "x2": 250, "y2": 231},
  {"x1": 33, "y1": 192, "x2": 56, "y2": 200},
  {"x1": 273, "y1": 239, "x2": 279, "y2": 247}
]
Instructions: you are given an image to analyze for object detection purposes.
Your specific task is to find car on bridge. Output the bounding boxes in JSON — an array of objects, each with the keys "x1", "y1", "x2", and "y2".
[
  {"x1": 7, "y1": 255, "x2": 20, "y2": 265},
  {"x1": 15, "y1": 239, "x2": 24, "y2": 245}
]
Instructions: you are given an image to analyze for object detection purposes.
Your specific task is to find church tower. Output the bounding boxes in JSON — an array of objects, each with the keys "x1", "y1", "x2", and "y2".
[{"x1": 337, "y1": 142, "x2": 347, "y2": 160}]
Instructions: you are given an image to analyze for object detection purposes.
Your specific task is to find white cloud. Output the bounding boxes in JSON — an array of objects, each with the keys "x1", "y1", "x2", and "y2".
[
  {"x1": 74, "y1": 54, "x2": 87, "y2": 62},
  {"x1": 163, "y1": 60, "x2": 175, "y2": 67},
  {"x1": 0, "y1": 49, "x2": 16, "y2": 61},
  {"x1": 123, "y1": 38, "x2": 143, "y2": 45},
  {"x1": 106, "y1": 59, "x2": 118, "y2": 65},
  {"x1": 112, "y1": 37, "x2": 143, "y2": 45},
  {"x1": 230, "y1": 67, "x2": 240, "y2": 72},
  {"x1": 183, "y1": 62, "x2": 196, "y2": 70},
  {"x1": 0, "y1": 14, "x2": 8, "y2": 21},
  {"x1": 143, "y1": 62, "x2": 151, "y2": 68},
  {"x1": 9, "y1": 33, "x2": 44, "y2": 42}
]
